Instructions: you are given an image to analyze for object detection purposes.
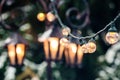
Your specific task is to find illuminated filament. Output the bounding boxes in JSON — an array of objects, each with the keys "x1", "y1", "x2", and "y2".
[
  {"x1": 81, "y1": 43, "x2": 89, "y2": 53},
  {"x1": 87, "y1": 42, "x2": 96, "y2": 53},
  {"x1": 105, "y1": 32, "x2": 119, "y2": 44}
]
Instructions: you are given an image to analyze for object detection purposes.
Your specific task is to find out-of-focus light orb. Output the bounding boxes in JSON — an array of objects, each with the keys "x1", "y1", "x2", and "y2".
[
  {"x1": 105, "y1": 32, "x2": 119, "y2": 44},
  {"x1": 87, "y1": 42, "x2": 96, "y2": 53},
  {"x1": 81, "y1": 43, "x2": 88, "y2": 53},
  {"x1": 62, "y1": 27, "x2": 71, "y2": 36},
  {"x1": 60, "y1": 37, "x2": 69, "y2": 46},
  {"x1": 46, "y1": 12, "x2": 55, "y2": 22},
  {"x1": 37, "y1": 12, "x2": 46, "y2": 21}
]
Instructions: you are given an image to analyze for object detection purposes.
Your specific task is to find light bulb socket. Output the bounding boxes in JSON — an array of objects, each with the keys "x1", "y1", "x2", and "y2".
[
  {"x1": 108, "y1": 23, "x2": 117, "y2": 32},
  {"x1": 79, "y1": 39, "x2": 87, "y2": 45},
  {"x1": 88, "y1": 38, "x2": 96, "y2": 43}
]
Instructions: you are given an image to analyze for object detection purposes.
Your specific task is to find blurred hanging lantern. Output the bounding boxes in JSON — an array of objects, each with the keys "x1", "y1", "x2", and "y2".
[
  {"x1": 46, "y1": 12, "x2": 56, "y2": 22},
  {"x1": 64, "y1": 43, "x2": 83, "y2": 66},
  {"x1": 5, "y1": 32, "x2": 28, "y2": 66},
  {"x1": 37, "y1": 12, "x2": 46, "y2": 21},
  {"x1": 87, "y1": 38, "x2": 97, "y2": 53},
  {"x1": 43, "y1": 37, "x2": 64, "y2": 61},
  {"x1": 7, "y1": 44, "x2": 25, "y2": 66},
  {"x1": 105, "y1": 23, "x2": 119, "y2": 44}
]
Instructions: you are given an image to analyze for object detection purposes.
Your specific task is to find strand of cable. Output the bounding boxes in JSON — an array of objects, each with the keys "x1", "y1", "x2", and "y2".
[
  {"x1": 69, "y1": 13, "x2": 120, "y2": 39},
  {"x1": 51, "y1": 0, "x2": 120, "y2": 40},
  {"x1": 51, "y1": 1, "x2": 65, "y2": 28}
]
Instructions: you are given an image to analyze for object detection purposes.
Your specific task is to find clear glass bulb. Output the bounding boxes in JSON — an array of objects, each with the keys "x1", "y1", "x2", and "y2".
[
  {"x1": 105, "y1": 32, "x2": 119, "y2": 44},
  {"x1": 81, "y1": 43, "x2": 88, "y2": 53},
  {"x1": 46, "y1": 12, "x2": 55, "y2": 22},
  {"x1": 60, "y1": 37, "x2": 69, "y2": 46},
  {"x1": 87, "y1": 42, "x2": 96, "y2": 53},
  {"x1": 62, "y1": 27, "x2": 71, "y2": 36}
]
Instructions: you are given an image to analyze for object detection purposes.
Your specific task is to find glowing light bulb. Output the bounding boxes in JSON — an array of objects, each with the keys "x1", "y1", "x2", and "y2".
[
  {"x1": 105, "y1": 23, "x2": 119, "y2": 44},
  {"x1": 105, "y1": 32, "x2": 119, "y2": 44},
  {"x1": 37, "y1": 12, "x2": 45, "y2": 21},
  {"x1": 87, "y1": 42, "x2": 96, "y2": 53},
  {"x1": 46, "y1": 12, "x2": 55, "y2": 22},
  {"x1": 60, "y1": 37, "x2": 69, "y2": 46},
  {"x1": 81, "y1": 43, "x2": 88, "y2": 53},
  {"x1": 62, "y1": 27, "x2": 71, "y2": 36}
]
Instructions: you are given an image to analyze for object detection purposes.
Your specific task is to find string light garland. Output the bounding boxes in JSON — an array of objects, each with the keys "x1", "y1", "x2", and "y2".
[
  {"x1": 50, "y1": 0, "x2": 120, "y2": 54},
  {"x1": 36, "y1": 0, "x2": 120, "y2": 66},
  {"x1": 52, "y1": 0, "x2": 119, "y2": 38}
]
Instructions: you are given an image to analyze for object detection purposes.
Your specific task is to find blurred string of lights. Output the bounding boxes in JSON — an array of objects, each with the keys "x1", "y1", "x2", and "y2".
[
  {"x1": 0, "y1": 0, "x2": 119, "y2": 67},
  {"x1": 51, "y1": 0, "x2": 120, "y2": 44},
  {"x1": 37, "y1": 0, "x2": 120, "y2": 66}
]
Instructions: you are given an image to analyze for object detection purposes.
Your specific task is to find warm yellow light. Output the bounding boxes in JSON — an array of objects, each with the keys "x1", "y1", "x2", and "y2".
[
  {"x1": 87, "y1": 42, "x2": 96, "y2": 53},
  {"x1": 60, "y1": 37, "x2": 69, "y2": 46},
  {"x1": 105, "y1": 32, "x2": 119, "y2": 44},
  {"x1": 62, "y1": 27, "x2": 71, "y2": 36},
  {"x1": 64, "y1": 44, "x2": 84, "y2": 65},
  {"x1": 44, "y1": 37, "x2": 64, "y2": 61},
  {"x1": 37, "y1": 12, "x2": 46, "y2": 21},
  {"x1": 49, "y1": 37, "x2": 59, "y2": 60},
  {"x1": 7, "y1": 44, "x2": 16, "y2": 65},
  {"x1": 44, "y1": 40, "x2": 49, "y2": 60},
  {"x1": 7, "y1": 43, "x2": 26, "y2": 65},
  {"x1": 46, "y1": 12, "x2": 55, "y2": 22},
  {"x1": 77, "y1": 45, "x2": 83, "y2": 65},
  {"x1": 81, "y1": 43, "x2": 88, "y2": 53},
  {"x1": 16, "y1": 44, "x2": 25, "y2": 65},
  {"x1": 68, "y1": 43, "x2": 77, "y2": 65},
  {"x1": 58, "y1": 43, "x2": 64, "y2": 60}
]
